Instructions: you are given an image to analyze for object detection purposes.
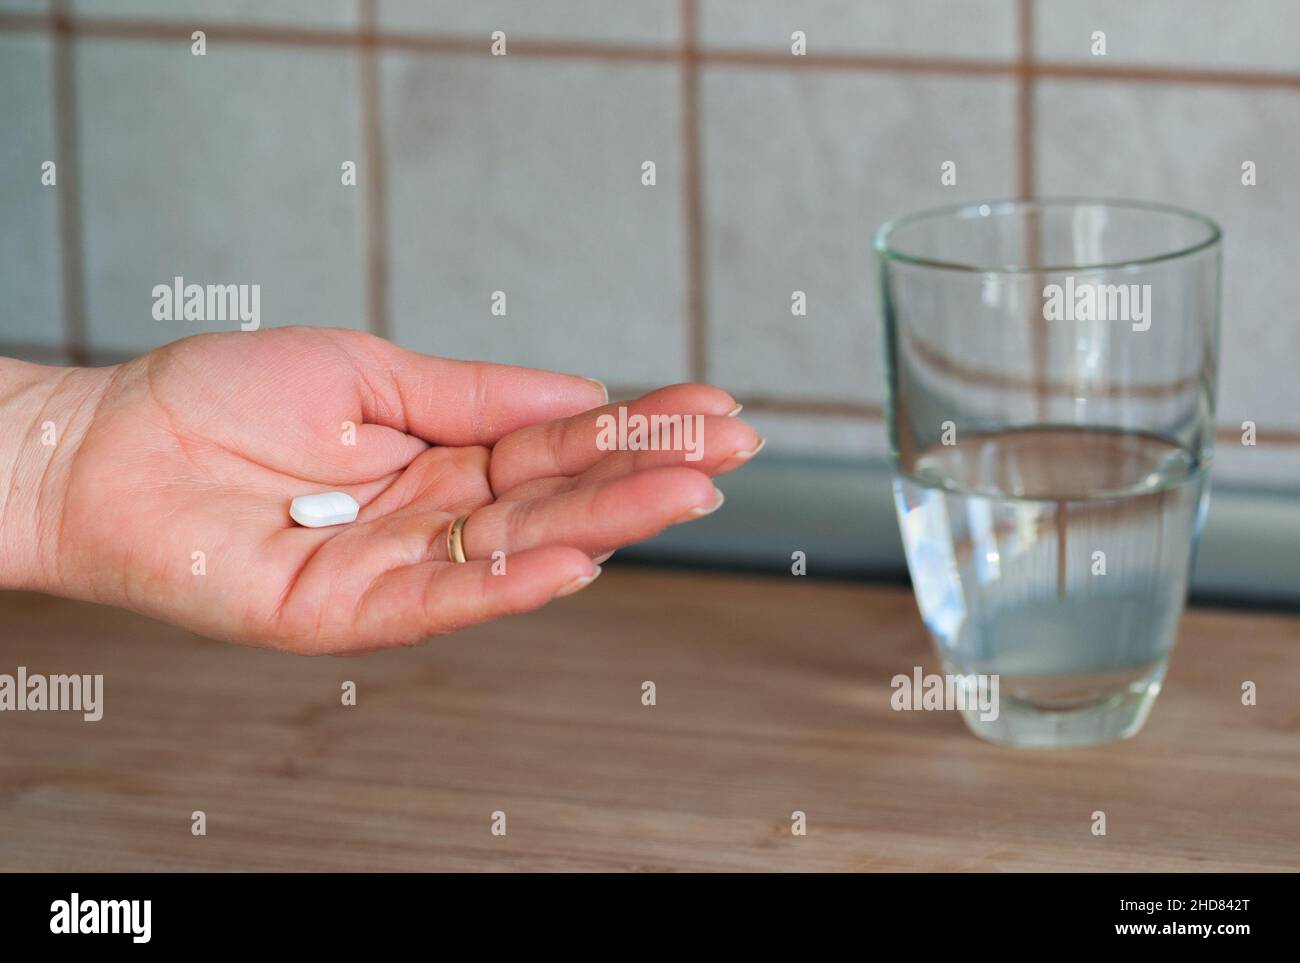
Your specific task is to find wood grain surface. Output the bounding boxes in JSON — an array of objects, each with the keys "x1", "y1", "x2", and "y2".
[{"x1": 1, "y1": 566, "x2": 1297, "y2": 872}]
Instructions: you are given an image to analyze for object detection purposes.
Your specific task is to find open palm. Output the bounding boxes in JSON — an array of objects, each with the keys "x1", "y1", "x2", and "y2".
[{"x1": 55, "y1": 327, "x2": 759, "y2": 653}]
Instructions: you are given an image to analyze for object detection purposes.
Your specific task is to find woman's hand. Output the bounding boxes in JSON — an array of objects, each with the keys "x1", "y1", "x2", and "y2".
[{"x1": 0, "y1": 327, "x2": 761, "y2": 653}]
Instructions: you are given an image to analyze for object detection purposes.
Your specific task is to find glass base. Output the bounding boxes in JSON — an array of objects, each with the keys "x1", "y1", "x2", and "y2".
[{"x1": 944, "y1": 659, "x2": 1166, "y2": 749}]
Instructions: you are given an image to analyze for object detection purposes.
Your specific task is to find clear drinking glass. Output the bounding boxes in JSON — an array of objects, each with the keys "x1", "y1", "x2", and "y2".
[{"x1": 876, "y1": 199, "x2": 1222, "y2": 748}]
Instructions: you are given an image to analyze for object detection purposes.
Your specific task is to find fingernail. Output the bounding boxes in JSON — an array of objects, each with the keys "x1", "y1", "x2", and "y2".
[
  {"x1": 717, "y1": 436, "x2": 765, "y2": 473},
  {"x1": 554, "y1": 565, "x2": 602, "y2": 599},
  {"x1": 593, "y1": 551, "x2": 614, "y2": 564},
  {"x1": 726, "y1": 403, "x2": 743, "y2": 417},
  {"x1": 672, "y1": 487, "x2": 725, "y2": 524},
  {"x1": 583, "y1": 377, "x2": 610, "y2": 403}
]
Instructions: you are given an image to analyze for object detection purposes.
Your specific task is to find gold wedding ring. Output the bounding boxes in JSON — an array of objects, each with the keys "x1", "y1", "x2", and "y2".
[{"x1": 446, "y1": 514, "x2": 470, "y2": 564}]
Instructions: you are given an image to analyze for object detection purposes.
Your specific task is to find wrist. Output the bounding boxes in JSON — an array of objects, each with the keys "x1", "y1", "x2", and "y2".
[{"x1": 0, "y1": 357, "x2": 114, "y2": 595}]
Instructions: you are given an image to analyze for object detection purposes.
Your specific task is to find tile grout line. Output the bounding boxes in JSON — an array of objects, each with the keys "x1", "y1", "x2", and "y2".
[
  {"x1": 358, "y1": 0, "x2": 389, "y2": 339},
  {"x1": 0, "y1": 12, "x2": 48, "y2": 34},
  {"x1": 1015, "y1": 0, "x2": 1036, "y2": 202},
  {"x1": 702, "y1": 47, "x2": 1010, "y2": 75},
  {"x1": 1033, "y1": 60, "x2": 1300, "y2": 89},
  {"x1": 1018, "y1": 0, "x2": 1049, "y2": 422},
  {"x1": 680, "y1": 0, "x2": 705, "y2": 383},
  {"x1": 50, "y1": 0, "x2": 87, "y2": 366},
  {"x1": 8, "y1": 15, "x2": 1300, "y2": 88}
]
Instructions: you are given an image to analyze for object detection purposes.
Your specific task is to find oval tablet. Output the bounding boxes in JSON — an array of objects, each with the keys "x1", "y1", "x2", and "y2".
[{"x1": 290, "y1": 491, "x2": 360, "y2": 528}]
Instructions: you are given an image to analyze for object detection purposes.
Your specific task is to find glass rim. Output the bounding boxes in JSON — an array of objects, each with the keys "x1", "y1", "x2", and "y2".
[{"x1": 874, "y1": 196, "x2": 1222, "y2": 275}]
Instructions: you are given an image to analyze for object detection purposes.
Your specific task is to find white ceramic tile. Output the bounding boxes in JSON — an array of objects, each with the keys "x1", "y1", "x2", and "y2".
[
  {"x1": 702, "y1": 67, "x2": 1018, "y2": 404},
  {"x1": 382, "y1": 54, "x2": 687, "y2": 386},
  {"x1": 76, "y1": 39, "x2": 366, "y2": 353},
  {"x1": 1034, "y1": 0, "x2": 1300, "y2": 72},
  {"x1": 742, "y1": 410, "x2": 887, "y2": 460},
  {"x1": 1035, "y1": 81, "x2": 1300, "y2": 445},
  {"x1": 0, "y1": 1, "x2": 48, "y2": 14},
  {"x1": 72, "y1": 0, "x2": 356, "y2": 28},
  {"x1": 701, "y1": 0, "x2": 1018, "y2": 58},
  {"x1": 1212, "y1": 435, "x2": 1300, "y2": 490},
  {"x1": 379, "y1": 0, "x2": 677, "y2": 45},
  {"x1": 0, "y1": 35, "x2": 63, "y2": 349}
]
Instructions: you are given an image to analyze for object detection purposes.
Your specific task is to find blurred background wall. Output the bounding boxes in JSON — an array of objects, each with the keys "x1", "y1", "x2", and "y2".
[{"x1": 2, "y1": 0, "x2": 1298, "y2": 598}]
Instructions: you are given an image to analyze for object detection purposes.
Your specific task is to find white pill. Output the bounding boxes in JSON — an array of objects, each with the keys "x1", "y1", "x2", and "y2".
[{"x1": 289, "y1": 491, "x2": 360, "y2": 528}]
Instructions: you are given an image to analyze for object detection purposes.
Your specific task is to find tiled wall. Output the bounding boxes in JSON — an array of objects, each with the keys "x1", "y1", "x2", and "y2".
[{"x1": 2, "y1": 0, "x2": 1297, "y2": 489}]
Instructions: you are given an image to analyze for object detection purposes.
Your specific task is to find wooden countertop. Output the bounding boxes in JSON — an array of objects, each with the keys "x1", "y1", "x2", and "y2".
[{"x1": 1, "y1": 567, "x2": 1297, "y2": 872}]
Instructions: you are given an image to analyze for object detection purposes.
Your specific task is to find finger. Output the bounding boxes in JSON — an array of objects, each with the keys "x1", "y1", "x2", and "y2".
[
  {"x1": 341, "y1": 330, "x2": 609, "y2": 447},
  {"x1": 450, "y1": 466, "x2": 723, "y2": 561},
  {"x1": 343, "y1": 546, "x2": 600, "y2": 652},
  {"x1": 494, "y1": 420, "x2": 763, "y2": 504},
  {"x1": 488, "y1": 384, "x2": 740, "y2": 494},
  {"x1": 558, "y1": 419, "x2": 765, "y2": 493}
]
